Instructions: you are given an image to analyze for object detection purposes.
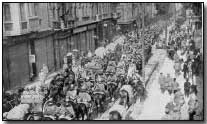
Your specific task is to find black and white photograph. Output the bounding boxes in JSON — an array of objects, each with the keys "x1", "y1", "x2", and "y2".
[{"x1": 2, "y1": 2, "x2": 204, "y2": 121}]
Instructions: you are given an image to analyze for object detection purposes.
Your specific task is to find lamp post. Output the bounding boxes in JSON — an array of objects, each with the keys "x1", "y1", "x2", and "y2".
[
  {"x1": 135, "y1": 3, "x2": 145, "y2": 83},
  {"x1": 141, "y1": 3, "x2": 145, "y2": 84}
]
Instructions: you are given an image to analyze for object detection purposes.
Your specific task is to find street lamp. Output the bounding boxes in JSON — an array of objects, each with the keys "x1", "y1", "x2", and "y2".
[
  {"x1": 142, "y1": 3, "x2": 145, "y2": 85},
  {"x1": 103, "y1": 23, "x2": 108, "y2": 44},
  {"x1": 135, "y1": 3, "x2": 146, "y2": 84}
]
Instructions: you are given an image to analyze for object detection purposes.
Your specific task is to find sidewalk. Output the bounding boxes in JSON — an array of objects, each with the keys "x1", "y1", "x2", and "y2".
[
  {"x1": 144, "y1": 46, "x2": 166, "y2": 87},
  {"x1": 128, "y1": 48, "x2": 167, "y2": 120},
  {"x1": 193, "y1": 29, "x2": 203, "y2": 119}
]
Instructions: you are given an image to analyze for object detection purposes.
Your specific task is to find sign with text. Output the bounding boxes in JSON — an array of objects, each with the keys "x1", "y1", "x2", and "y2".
[
  {"x1": 73, "y1": 26, "x2": 87, "y2": 34},
  {"x1": 29, "y1": 55, "x2": 36, "y2": 63},
  {"x1": 87, "y1": 24, "x2": 96, "y2": 30}
]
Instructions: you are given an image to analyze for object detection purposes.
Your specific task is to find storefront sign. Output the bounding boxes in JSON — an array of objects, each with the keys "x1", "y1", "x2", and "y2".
[
  {"x1": 29, "y1": 54, "x2": 36, "y2": 63},
  {"x1": 104, "y1": 23, "x2": 108, "y2": 27},
  {"x1": 87, "y1": 24, "x2": 96, "y2": 30},
  {"x1": 73, "y1": 26, "x2": 87, "y2": 34}
]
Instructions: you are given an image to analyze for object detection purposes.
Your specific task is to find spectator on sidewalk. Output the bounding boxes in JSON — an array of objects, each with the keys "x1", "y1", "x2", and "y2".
[
  {"x1": 174, "y1": 61, "x2": 181, "y2": 77},
  {"x1": 158, "y1": 73, "x2": 166, "y2": 93},
  {"x1": 182, "y1": 61, "x2": 189, "y2": 79},
  {"x1": 190, "y1": 84, "x2": 198, "y2": 96},
  {"x1": 188, "y1": 96, "x2": 199, "y2": 120},
  {"x1": 172, "y1": 78, "x2": 179, "y2": 94},
  {"x1": 173, "y1": 52, "x2": 180, "y2": 63},
  {"x1": 194, "y1": 50, "x2": 202, "y2": 76},
  {"x1": 188, "y1": 60, "x2": 193, "y2": 83},
  {"x1": 184, "y1": 79, "x2": 191, "y2": 98},
  {"x1": 165, "y1": 74, "x2": 173, "y2": 95}
]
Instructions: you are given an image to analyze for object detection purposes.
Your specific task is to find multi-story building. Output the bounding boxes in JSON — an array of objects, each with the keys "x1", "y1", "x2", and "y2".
[
  {"x1": 116, "y1": 3, "x2": 135, "y2": 33},
  {"x1": 116, "y1": 3, "x2": 157, "y2": 33},
  {"x1": 3, "y1": 3, "x2": 59, "y2": 36},
  {"x1": 3, "y1": 3, "x2": 58, "y2": 90},
  {"x1": 3, "y1": 2, "x2": 120, "y2": 90}
]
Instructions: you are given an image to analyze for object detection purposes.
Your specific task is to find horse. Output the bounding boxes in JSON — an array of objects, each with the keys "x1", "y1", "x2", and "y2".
[
  {"x1": 75, "y1": 102, "x2": 88, "y2": 120},
  {"x1": 47, "y1": 81, "x2": 64, "y2": 103},
  {"x1": 76, "y1": 90, "x2": 92, "y2": 120},
  {"x1": 107, "y1": 81, "x2": 118, "y2": 101},
  {"x1": 3, "y1": 93, "x2": 18, "y2": 113},
  {"x1": 3, "y1": 89, "x2": 22, "y2": 114},
  {"x1": 92, "y1": 91, "x2": 106, "y2": 114},
  {"x1": 119, "y1": 89, "x2": 130, "y2": 108}
]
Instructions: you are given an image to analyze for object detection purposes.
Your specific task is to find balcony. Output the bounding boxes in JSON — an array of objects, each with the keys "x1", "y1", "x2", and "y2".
[
  {"x1": 20, "y1": 21, "x2": 29, "y2": 34},
  {"x1": 3, "y1": 22, "x2": 13, "y2": 36},
  {"x1": 28, "y1": 16, "x2": 40, "y2": 32},
  {"x1": 82, "y1": 15, "x2": 90, "y2": 21}
]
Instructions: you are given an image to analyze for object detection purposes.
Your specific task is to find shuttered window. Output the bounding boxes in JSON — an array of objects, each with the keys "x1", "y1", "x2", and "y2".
[
  {"x1": 8, "y1": 43, "x2": 29, "y2": 88},
  {"x1": 3, "y1": 4, "x2": 11, "y2": 21}
]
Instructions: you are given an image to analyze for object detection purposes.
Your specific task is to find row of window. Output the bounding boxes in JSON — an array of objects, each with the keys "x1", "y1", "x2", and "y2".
[
  {"x1": 3, "y1": 3, "x2": 39, "y2": 22},
  {"x1": 3, "y1": 3, "x2": 39, "y2": 31},
  {"x1": 3, "y1": 3, "x2": 113, "y2": 32},
  {"x1": 3, "y1": 3, "x2": 113, "y2": 22},
  {"x1": 62, "y1": 3, "x2": 111, "y2": 19}
]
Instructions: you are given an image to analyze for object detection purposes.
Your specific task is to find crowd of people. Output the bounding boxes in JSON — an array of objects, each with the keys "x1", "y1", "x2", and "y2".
[
  {"x1": 3, "y1": 19, "x2": 202, "y2": 120},
  {"x1": 160, "y1": 21, "x2": 203, "y2": 120},
  {"x1": 3, "y1": 23, "x2": 163, "y2": 120}
]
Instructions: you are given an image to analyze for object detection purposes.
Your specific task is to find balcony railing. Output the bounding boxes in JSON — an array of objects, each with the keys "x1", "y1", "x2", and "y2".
[
  {"x1": 21, "y1": 21, "x2": 28, "y2": 30},
  {"x1": 67, "y1": 21, "x2": 75, "y2": 28},
  {"x1": 82, "y1": 16, "x2": 90, "y2": 21}
]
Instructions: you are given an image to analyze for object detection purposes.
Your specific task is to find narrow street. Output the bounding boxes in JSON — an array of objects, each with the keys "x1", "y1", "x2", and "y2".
[{"x1": 3, "y1": 3, "x2": 203, "y2": 121}]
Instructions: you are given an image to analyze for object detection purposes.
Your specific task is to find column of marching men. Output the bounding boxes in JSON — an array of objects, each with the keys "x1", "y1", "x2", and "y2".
[{"x1": 3, "y1": 24, "x2": 163, "y2": 120}]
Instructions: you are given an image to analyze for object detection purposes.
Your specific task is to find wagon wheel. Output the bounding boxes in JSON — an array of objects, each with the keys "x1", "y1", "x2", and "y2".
[
  {"x1": 26, "y1": 114, "x2": 35, "y2": 120},
  {"x1": 25, "y1": 113, "x2": 43, "y2": 120}
]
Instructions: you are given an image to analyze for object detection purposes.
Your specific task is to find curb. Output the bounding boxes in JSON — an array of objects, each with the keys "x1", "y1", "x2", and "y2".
[{"x1": 145, "y1": 62, "x2": 159, "y2": 87}]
